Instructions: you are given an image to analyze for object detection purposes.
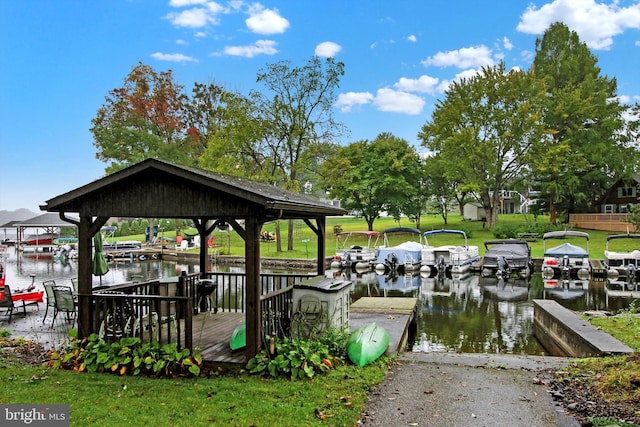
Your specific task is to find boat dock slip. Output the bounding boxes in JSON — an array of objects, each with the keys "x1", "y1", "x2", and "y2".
[{"x1": 349, "y1": 297, "x2": 417, "y2": 355}]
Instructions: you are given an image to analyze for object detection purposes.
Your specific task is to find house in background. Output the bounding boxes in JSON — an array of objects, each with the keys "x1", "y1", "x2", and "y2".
[
  {"x1": 569, "y1": 173, "x2": 639, "y2": 232},
  {"x1": 599, "y1": 173, "x2": 640, "y2": 214}
]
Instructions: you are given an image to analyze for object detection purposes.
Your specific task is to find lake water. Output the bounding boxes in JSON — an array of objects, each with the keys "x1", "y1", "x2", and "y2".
[{"x1": 2, "y1": 246, "x2": 636, "y2": 355}]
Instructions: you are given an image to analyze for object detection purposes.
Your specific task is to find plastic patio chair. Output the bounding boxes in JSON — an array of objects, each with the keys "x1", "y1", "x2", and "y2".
[
  {"x1": 42, "y1": 280, "x2": 57, "y2": 324},
  {"x1": 0, "y1": 285, "x2": 27, "y2": 323},
  {"x1": 50, "y1": 285, "x2": 77, "y2": 327}
]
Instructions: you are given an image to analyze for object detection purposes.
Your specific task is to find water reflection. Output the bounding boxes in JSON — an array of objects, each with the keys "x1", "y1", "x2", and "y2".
[
  {"x1": 4, "y1": 245, "x2": 638, "y2": 356},
  {"x1": 342, "y1": 268, "x2": 638, "y2": 355}
]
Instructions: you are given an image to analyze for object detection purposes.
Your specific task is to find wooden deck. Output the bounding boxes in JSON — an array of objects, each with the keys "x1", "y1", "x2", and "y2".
[{"x1": 192, "y1": 311, "x2": 246, "y2": 366}]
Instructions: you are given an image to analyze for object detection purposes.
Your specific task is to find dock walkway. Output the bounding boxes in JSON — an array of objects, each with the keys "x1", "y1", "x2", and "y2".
[{"x1": 350, "y1": 297, "x2": 417, "y2": 355}]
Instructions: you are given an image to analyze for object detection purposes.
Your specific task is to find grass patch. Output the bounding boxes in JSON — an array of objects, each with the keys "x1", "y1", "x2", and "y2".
[
  {"x1": 0, "y1": 338, "x2": 389, "y2": 426},
  {"x1": 132, "y1": 214, "x2": 618, "y2": 260},
  {"x1": 553, "y1": 305, "x2": 640, "y2": 425}
]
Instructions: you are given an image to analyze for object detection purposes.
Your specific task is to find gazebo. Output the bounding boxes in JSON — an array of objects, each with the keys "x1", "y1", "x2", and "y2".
[{"x1": 40, "y1": 158, "x2": 345, "y2": 360}]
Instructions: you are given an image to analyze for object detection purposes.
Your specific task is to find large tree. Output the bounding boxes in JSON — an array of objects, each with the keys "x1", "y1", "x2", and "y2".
[
  {"x1": 249, "y1": 56, "x2": 347, "y2": 250},
  {"x1": 418, "y1": 63, "x2": 547, "y2": 229},
  {"x1": 91, "y1": 62, "x2": 190, "y2": 174},
  {"x1": 321, "y1": 133, "x2": 421, "y2": 231},
  {"x1": 530, "y1": 22, "x2": 631, "y2": 223}
]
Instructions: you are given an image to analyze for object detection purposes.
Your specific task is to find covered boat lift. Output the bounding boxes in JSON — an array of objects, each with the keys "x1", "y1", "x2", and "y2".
[{"x1": 40, "y1": 158, "x2": 345, "y2": 360}]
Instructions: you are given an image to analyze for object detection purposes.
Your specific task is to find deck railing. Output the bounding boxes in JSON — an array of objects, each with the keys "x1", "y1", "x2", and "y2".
[
  {"x1": 90, "y1": 272, "x2": 313, "y2": 351},
  {"x1": 569, "y1": 213, "x2": 635, "y2": 232}
]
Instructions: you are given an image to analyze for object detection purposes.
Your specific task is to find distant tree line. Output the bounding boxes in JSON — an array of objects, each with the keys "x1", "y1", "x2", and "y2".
[{"x1": 91, "y1": 23, "x2": 639, "y2": 235}]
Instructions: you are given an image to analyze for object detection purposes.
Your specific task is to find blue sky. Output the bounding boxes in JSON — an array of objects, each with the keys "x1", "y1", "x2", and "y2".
[{"x1": 1, "y1": 0, "x2": 639, "y2": 213}]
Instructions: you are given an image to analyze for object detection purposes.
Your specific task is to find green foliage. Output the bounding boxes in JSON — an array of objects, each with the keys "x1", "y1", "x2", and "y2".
[
  {"x1": 322, "y1": 133, "x2": 424, "y2": 231},
  {"x1": 419, "y1": 63, "x2": 547, "y2": 229},
  {"x1": 48, "y1": 330, "x2": 202, "y2": 377},
  {"x1": 627, "y1": 203, "x2": 640, "y2": 232},
  {"x1": 0, "y1": 328, "x2": 11, "y2": 338},
  {"x1": 246, "y1": 336, "x2": 340, "y2": 380}
]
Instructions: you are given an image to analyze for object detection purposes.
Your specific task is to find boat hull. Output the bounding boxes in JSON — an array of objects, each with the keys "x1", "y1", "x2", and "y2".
[
  {"x1": 347, "y1": 323, "x2": 389, "y2": 367},
  {"x1": 12, "y1": 290, "x2": 45, "y2": 303},
  {"x1": 229, "y1": 322, "x2": 246, "y2": 351}
]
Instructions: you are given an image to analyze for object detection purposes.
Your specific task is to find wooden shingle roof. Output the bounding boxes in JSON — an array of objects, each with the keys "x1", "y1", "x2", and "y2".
[{"x1": 41, "y1": 158, "x2": 345, "y2": 220}]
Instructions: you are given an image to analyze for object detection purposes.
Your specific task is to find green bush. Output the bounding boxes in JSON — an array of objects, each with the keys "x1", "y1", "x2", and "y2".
[
  {"x1": 48, "y1": 329, "x2": 202, "y2": 377},
  {"x1": 246, "y1": 336, "x2": 339, "y2": 380}
]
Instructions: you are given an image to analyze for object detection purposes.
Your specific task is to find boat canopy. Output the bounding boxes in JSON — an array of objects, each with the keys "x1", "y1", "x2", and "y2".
[
  {"x1": 483, "y1": 239, "x2": 529, "y2": 250},
  {"x1": 423, "y1": 229, "x2": 468, "y2": 246},
  {"x1": 542, "y1": 230, "x2": 590, "y2": 241},
  {"x1": 381, "y1": 227, "x2": 422, "y2": 247},
  {"x1": 382, "y1": 227, "x2": 421, "y2": 235},
  {"x1": 544, "y1": 242, "x2": 588, "y2": 257},
  {"x1": 606, "y1": 233, "x2": 640, "y2": 242}
]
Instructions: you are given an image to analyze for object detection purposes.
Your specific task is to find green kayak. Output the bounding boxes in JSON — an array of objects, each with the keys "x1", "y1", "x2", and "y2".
[
  {"x1": 346, "y1": 322, "x2": 390, "y2": 367},
  {"x1": 230, "y1": 322, "x2": 246, "y2": 351}
]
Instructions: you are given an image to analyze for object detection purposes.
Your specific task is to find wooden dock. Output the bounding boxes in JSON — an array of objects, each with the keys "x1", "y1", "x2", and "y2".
[{"x1": 349, "y1": 297, "x2": 417, "y2": 355}]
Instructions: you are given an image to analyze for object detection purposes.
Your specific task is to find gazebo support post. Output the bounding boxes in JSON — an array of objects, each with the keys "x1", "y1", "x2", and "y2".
[
  {"x1": 76, "y1": 215, "x2": 108, "y2": 339},
  {"x1": 243, "y1": 216, "x2": 262, "y2": 361}
]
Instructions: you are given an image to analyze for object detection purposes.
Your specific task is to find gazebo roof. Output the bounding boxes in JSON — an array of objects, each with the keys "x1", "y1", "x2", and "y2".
[{"x1": 41, "y1": 158, "x2": 345, "y2": 219}]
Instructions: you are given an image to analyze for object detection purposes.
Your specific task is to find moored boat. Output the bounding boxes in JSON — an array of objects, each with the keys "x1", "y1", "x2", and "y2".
[
  {"x1": 604, "y1": 232, "x2": 640, "y2": 283},
  {"x1": 11, "y1": 289, "x2": 45, "y2": 304},
  {"x1": 541, "y1": 230, "x2": 591, "y2": 279},
  {"x1": 481, "y1": 239, "x2": 533, "y2": 278},
  {"x1": 331, "y1": 231, "x2": 380, "y2": 271},
  {"x1": 374, "y1": 227, "x2": 425, "y2": 273},
  {"x1": 421, "y1": 230, "x2": 479, "y2": 276},
  {"x1": 346, "y1": 322, "x2": 389, "y2": 367}
]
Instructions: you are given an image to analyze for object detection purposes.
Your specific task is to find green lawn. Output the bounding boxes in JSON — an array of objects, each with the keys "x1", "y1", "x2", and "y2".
[
  {"x1": 128, "y1": 214, "x2": 628, "y2": 260},
  {"x1": 0, "y1": 343, "x2": 388, "y2": 427}
]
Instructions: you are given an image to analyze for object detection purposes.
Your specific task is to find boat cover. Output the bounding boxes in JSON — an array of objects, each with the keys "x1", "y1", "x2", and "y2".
[
  {"x1": 544, "y1": 242, "x2": 588, "y2": 258},
  {"x1": 376, "y1": 241, "x2": 424, "y2": 263}
]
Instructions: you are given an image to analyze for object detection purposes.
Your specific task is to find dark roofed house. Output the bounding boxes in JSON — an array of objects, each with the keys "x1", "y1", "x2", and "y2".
[{"x1": 40, "y1": 158, "x2": 346, "y2": 364}]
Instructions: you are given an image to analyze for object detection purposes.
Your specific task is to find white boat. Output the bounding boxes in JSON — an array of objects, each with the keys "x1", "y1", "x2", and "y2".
[
  {"x1": 541, "y1": 230, "x2": 591, "y2": 279},
  {"x1": 604, "y1": 232, "x2": 640, "y2": 283},
  {"x1": 374, "y1": 227, "x2": 425, "y2": 273},
  {"x1": 420, "y1": 230, "x2": 479, "y2": 276},
  {"x1": 330, "y1": 231, "x2": 380, "y2": 271}
]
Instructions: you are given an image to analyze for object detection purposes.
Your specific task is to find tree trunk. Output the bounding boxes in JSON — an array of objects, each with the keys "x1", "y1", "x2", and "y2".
[
  {"x1": 287, "y1": 219, "x2": 294, "y2": 251},
  {"x1": 275, "y1": 221, "x2": 282, "y2": 252}
]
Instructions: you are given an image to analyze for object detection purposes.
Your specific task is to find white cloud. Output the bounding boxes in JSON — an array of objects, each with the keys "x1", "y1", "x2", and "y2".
[
  {"x1": 421, "y1": 45, "x2": 494, "y2": 69},
  {"x1": 169, "y1": 0, "x2": 207, "y2": 6},
  {"x1": 151, "y1": 52, "x2": 199, "y2": 62},
  {"x1": 503, "y1": 36, "x2": 514, "y2": 50},
  {"x1": 315, "y1": 41, "x2": 341, "y2": 58},
  {"x1": 176, "y1": 39, "x2": 187, "y2": 45},
  {"x1": 394, "y1": 75, "x2": 439, "y2": 95},
  {"x1": 246, "y1": 5, "x2": 289, "y2": 34},
  {"x1": 517, "y1": 0, "x2": 640, "y2": 50},
  {"x1": 407, "y1": 35, "x2": 417, "y2": 42},
  {"x1": 335, "y1": 92, "x2": 374, "y2": 112},
  {"x1": 373, "y1": 88, "x2": 425, "y2": 115},
  {"x1": 166, "y1": 8, "x2": 220, "y2": 28},
  {"x1": 223, "y1": 39, "x2": 278, "y2": 57}
]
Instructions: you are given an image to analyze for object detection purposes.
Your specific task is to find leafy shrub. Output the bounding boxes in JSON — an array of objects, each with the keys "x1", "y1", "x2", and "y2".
[
  {"x1": 246, "y1": 336, "x2": 339, "y2": 380},
  {"x1": 48, "y1": 329, "x2": 202, "y2": 377},
  {"x1": 491, "y1": 222, "x2": 519, "y2": 238}
]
